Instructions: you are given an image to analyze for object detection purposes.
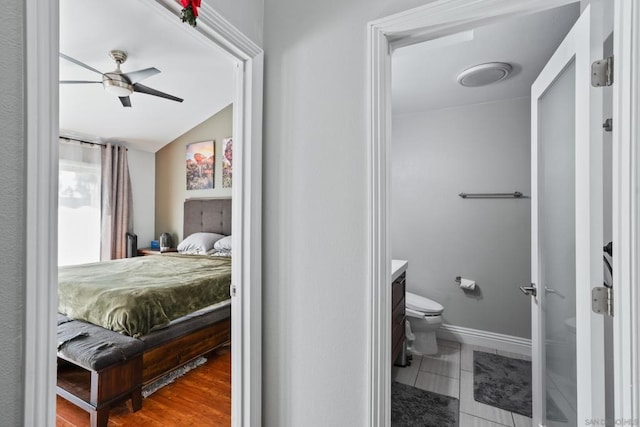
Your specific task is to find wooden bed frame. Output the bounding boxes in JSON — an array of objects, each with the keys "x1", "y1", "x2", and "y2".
[
  {"x1": 142, "y1": 316, "x2": 231, "y2": 385},
  {"x1": 56, "y1": 198, "x2": 233, "y2": 426}
]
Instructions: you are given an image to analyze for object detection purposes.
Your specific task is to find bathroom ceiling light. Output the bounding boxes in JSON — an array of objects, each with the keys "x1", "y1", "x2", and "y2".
[{"x1": 457, "y1": 62, "x2": 513, "y2": 87}]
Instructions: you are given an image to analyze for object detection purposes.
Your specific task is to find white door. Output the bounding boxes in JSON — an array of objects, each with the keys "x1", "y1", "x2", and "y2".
[{"x1": 529, "y1": 2, "x2": 611, "y2": 426}]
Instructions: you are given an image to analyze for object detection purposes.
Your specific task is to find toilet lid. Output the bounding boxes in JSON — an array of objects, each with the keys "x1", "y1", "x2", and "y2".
[{"x1": 406, "y1": 292, "x2": 444, "y2": 315}]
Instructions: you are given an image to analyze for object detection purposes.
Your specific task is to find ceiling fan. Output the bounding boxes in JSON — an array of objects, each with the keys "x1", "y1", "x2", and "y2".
[{"x1": 60, "y1": 50, "x2": 184, "y2": 108}]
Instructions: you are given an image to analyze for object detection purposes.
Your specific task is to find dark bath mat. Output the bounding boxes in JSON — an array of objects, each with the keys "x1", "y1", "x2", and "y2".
[
  {"x1": 473, "y1": 351, "x2": 567, "y2": 422},
  {"x1": 391, "y1": 381, "x2": 459, "y2": 427}
]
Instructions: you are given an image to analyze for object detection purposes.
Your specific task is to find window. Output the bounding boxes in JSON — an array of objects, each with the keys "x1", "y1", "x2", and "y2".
[{"x1": 58, "y1": 139, "x2": 101, "y2": 266}]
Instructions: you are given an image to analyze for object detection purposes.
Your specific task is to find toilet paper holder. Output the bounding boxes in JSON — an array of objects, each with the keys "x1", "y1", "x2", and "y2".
[{"x1": 455, "y1": 276, "x2": 477, "y2": 290}]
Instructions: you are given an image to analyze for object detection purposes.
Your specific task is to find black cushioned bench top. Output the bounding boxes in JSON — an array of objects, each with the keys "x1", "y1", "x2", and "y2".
[
  {"x1": 57, "y1": 314, "x2": 143, "y2": 372},
  {"x1": 56, "y1": 302, "x2": 231, "y2": 372}
]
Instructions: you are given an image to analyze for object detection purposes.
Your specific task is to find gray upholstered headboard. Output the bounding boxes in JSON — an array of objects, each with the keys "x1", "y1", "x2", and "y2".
[{"x1": 184, "y1": 198, "x2": 232, "y2": 237}]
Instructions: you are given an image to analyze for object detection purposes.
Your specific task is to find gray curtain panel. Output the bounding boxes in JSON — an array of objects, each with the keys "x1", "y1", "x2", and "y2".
[{"x1": 101, "y1": 143, "x2": 133, "y2": 260}]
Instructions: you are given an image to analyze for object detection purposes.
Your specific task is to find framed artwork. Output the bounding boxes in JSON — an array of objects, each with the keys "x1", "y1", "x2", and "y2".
[
  {"x1": 186, "y1": 140, "x2": 215, "y2": 190},
  {"x1": 222, "y1": 137, "x2": 233, "y2": 188}
]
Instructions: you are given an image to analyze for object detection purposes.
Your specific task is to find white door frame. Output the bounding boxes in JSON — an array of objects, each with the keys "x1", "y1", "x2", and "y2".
[
  {"x1": 24, "y1": 1, "x2": 263, "y2": 426},
  {"x1": 366, "y1": 0, "x2": 640, "y2": 425},
  {"x1": 612, "y1": 0, "x2": 640, "y2": 422}
]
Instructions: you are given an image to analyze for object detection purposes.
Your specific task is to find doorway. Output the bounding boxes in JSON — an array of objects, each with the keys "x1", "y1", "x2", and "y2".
[
  {"x1": 389, "y1": 5, "x2": 581, "y2": 425},
  {"x1": 367, "y1": 0, "x2": 640, "y2": 425},
  {"x1": 23, "y1": 0, "x2": 263, "y2": 425}
]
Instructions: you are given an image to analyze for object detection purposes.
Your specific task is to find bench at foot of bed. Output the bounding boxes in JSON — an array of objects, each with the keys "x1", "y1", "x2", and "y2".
[
  {"x1": 57, "y1": 356, "x2": 142, "y2": 427},
  {"x1": 57, "y1": 314, "x2": 144, "y2": 427}
]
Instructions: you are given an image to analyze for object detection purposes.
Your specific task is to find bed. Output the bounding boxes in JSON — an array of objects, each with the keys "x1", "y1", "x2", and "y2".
[{"x1": 56, "y1": 198, "x2": 233, "y2": 427}]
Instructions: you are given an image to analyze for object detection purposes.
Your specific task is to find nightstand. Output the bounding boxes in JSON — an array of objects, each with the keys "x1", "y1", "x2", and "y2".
[{"x1": 137, "y1": 248, "x2": 178, "y2": 256}]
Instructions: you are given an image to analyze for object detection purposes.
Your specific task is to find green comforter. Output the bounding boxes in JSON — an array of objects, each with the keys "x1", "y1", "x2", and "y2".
[{"x1": 58, "y1": 254, "x2": 231, "y2": 337}]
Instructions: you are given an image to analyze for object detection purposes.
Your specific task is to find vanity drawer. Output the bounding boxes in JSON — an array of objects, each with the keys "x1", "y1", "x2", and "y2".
[
  {"x1": 391, "y1": 270, "x2": 406, "y2": 365},
  {"x1": 392, "y1": 292, "x2": 405, "y2": 362},
  {"x1": 392, "y1": 327, "x2": 405, "y2": 362},
  {"x1": 392, "y1": 273, "x2": 406, "y2": 309},
  {"x1": 393, "y1": 298, "x2": 405, "y2": 324},
  {"x1": 392, "y1": 317, "x2": 405, "y2": 344}
]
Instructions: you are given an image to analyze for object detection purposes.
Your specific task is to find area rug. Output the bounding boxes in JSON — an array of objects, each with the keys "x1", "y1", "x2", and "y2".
[
  {"x1": 391, "y1": 381, "x2": 459, "y2": 427},
  {"x1": 473, "y1": 351, "x2": 567, "y2": 422},
  {"x1": 142, "y1": 356, "x2": 207, "y2": 398}
]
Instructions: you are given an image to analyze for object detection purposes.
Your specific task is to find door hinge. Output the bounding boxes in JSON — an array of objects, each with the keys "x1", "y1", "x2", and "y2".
[
  {"x1": 592, "y1": 287, "x2": 613, "y2": 316},
  {"x1": 231, "y1": 284, "x2": 237, "y2": 297},
  {"x1": 603, "y1": 118, "x2": 613, "y2": 132},
  {"x1": 591, "y1": 56, "x2": 614, "y2": 87}
]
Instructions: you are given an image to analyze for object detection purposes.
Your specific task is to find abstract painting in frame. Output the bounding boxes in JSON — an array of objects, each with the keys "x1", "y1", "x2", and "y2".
[
  {"x1": 186, "y1": 140, "x2": 215, "y2": 190},
  {"x1": 222, "y1": 137, "x2": 233, "y2": 188}
]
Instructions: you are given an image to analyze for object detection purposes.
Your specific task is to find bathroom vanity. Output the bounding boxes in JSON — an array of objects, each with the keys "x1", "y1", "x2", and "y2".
[{"x1": 391, "y1": 260, "x2": 408, "y2": 365}]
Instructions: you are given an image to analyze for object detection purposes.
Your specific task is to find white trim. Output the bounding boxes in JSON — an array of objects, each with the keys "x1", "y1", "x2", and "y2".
[
  {"x1": 367, "y1": 1, "x2": 639, "y2": 426},
  {"x1": 24, "y1": 2, "x2": 263, "y2": 426},
  {"x1": 369, "y1": 0, "x2": 578, "y2": 51},
  {"x1": 24, "y1": 0, "x2": 59, "y2": 425},
  {"x1": 613, "y1": 0, "x2": 640, "y2": 422},
  {"x1": 366, "y1": 21, "x2": 392, "y2": 427},
  {"x1": 530, "y1": 42, "x2": 544, "y2": 427},
  {"x1": 436, "y1": 324, "x2": 532, "y2": 356}
]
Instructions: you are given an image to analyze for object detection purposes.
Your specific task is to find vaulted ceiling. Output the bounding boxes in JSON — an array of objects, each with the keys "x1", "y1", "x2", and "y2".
[{"x1": 59, "y1": 0, "x2": 235, "y2": 152}]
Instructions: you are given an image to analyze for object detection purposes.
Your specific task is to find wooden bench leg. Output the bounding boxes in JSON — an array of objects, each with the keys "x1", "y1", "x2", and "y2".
[
  {"x1": 90, "y1": 406, "x2": 110, "y2": 427},
  {"x1": 131, "y1": 386, "x2": 142, "y2": 412}
]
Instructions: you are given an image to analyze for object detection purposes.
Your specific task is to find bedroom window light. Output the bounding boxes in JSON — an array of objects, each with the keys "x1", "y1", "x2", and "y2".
[{"x1": 58, "y1": 139, "x2": 102, "y2": 266}]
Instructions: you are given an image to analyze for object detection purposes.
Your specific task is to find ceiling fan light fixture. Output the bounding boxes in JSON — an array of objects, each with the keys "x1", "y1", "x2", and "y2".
[
  {"x1": 457, "y1": 62, "x2": 513, "y2": 87},
  {"x1": 103, "y1": 75, "x2": 133, "y2": 97}
]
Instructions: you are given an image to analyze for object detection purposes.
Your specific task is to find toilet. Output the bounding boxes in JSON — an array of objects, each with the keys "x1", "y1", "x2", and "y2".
[{"x1": 405, "y1": 292, "x2": 444, "y2": 356}]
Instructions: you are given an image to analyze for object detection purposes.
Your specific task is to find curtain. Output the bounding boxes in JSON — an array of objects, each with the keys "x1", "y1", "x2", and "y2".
[
  {"x1": 101, "y1": 143, "x2": 133, "y2": 260},
  {"x1": 58, "y1": 138, "x2": 102, "y2": 266}
]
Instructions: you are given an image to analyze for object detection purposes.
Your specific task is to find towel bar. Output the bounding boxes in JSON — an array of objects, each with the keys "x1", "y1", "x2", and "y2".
[{"x1": 458, "y1": 191, "x2": 523, "y2": 199}]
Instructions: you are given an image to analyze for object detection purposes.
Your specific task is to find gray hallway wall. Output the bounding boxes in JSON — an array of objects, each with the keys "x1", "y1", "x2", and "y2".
[
  {"x1": 0, "y1": 0, "x2": 25, "y2": 423},
  {"x1": 263, "y1": 0, "x2": 446, "y2": 424}
]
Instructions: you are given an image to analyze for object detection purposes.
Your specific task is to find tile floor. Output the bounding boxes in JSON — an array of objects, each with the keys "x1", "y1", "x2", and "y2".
[{"x1": 392, "y1": 339, "x2": 533, "y2": 427}]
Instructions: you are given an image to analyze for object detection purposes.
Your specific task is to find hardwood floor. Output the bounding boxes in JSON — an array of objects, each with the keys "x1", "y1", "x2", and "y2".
[{"x1": 56, "y1": 347, "x2": 231, "y2": 427}]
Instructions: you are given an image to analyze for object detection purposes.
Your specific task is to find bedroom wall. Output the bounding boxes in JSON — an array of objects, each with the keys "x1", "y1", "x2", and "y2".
[
  {"x1": 155, "y1": 104, "x2": 232, "y2": 244},
  {"x1": 127, "y1": 148, "x2": 156, "y2": 247},
  {"x1": 0, "y1": 0, "x2": 25, "y2": 424},
  {"x1": 391, "y1": 97, "x2": 531, "y2": 339}
]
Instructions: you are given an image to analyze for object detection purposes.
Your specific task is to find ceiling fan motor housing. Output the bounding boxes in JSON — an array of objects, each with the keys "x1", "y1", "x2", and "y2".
[{"x1": 109, "y1": 50, "x2": 128, "y2": 65}]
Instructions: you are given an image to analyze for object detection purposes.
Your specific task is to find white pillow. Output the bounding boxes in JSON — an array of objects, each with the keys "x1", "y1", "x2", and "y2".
[
  {"x1": 213, "y1": 235, "x2": 232, "y2": 252},
  {"x1": 177, "y1": 232, "x2": 225, "y2": 254}
]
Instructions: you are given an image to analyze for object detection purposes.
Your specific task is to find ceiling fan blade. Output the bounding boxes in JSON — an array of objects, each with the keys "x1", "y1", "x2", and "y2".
[
  {"x1": 124, "y1": 67, "x2": 161, "y2": 84},
  {"x1": 59, "y1": 53, "x2": 104, "y2": 76},
  {"x1": 119, "y1": 96, "x2": 132, "y2": 108},
  {"x1": 133, "y1": 83, "x2": 183, "y2": 103},
  {"x1": 60, "y1": 80, "x2": 102, "y2": 84}
]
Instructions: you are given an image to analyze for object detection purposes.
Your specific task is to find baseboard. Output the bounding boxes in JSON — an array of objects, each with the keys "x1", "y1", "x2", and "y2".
[{"x1": 437, "y1": 324, "x2": 532, "y2": 356}]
